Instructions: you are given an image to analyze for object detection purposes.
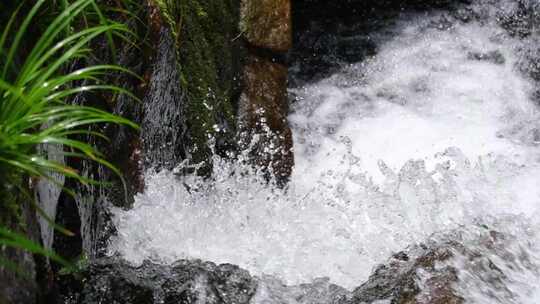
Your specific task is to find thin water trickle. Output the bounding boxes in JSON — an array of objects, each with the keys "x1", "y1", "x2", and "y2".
[
  {"x1": 35, "y1": 141, "x2": 64, "y2": 251},
  {"x1": 110, "y1": 0, "x2": 540, "y2": 301}
]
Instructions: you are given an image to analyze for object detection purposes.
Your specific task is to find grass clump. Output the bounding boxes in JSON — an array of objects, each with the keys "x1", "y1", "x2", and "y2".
[{"x1": 0, "y1": 0, "x2": 138, "y2": 268}]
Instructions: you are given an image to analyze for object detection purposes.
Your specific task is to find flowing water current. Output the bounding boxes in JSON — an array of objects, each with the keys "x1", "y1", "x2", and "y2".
[{"x1": 110, "y1": 1, "x2": 540, "y2": 302}]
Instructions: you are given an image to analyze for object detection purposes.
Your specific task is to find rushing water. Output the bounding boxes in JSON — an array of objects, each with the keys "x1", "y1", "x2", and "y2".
[{"x1": 110, "y1": 1, "x2": 540, "y2": 301}]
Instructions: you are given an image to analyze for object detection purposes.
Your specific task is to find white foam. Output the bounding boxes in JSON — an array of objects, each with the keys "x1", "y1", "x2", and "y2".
[
  {"x1": 110, "y1": 3, "x2": 540, "y2": 297},
  {"x1": 290, "y1": 18, "x2": 539, "y2": 184}
]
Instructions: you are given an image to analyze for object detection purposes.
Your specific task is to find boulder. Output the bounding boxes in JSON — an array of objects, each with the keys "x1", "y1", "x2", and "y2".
[
  {"x1": 347, "y1": 242, "x2": 463, "y2": 304},
  {"x1": 238, "y1": 0, "x2": 294, "y2": 184},
  {"x1": 67, "y1": 258, "x2": 257, "y2": 304},
  {"x1": 238, "y1": 55, "x2": 294, "y2": 185},
  {"x1": 59, "y1": 222, "x2": 539, "y2": 304},
  {"x1": 241, "y1": 0, "x2": 292, "y2": 52},
  {"x1": 347, "y1": 223, "x2": 538, "y2": 304}
]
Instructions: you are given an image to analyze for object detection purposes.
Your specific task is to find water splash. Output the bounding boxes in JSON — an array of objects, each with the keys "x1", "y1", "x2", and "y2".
[
  {"x1": 109, "y1": 0, "x2": 540, "y2": 299},
  {"x1": 109, "y1": 145, "x2": 540, "y2": 290}
]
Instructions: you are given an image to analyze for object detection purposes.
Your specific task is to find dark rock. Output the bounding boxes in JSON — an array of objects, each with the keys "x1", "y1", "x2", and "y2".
[
  {"x1": 241, "y1": 0, "x2": 292, "y2": 52},
  {"x1": 173, "y1": 0, "x2": 244, "y2": 171},
  {"x1": 52, "y1": 183, "x2": 83, "y2": 266},
  {"x1": 69, "y1": 258, "x2": 257, "y2": 304},
  {"x1": 239, "y1": 0, "x2": 294, "y2": 184},
  {"x1": 292, "y1": 278, "x2": 350, "y2": 304},
  {"x1": 238, "y1": 55, "x2": 294, "y2": 185},
  {"x1": 346, "y1": 240, "x2": 464, "y2": 304},
  {"x1": 0, "y1": 246, "x2": 39, "y2": 304},
  {"x1": 75, "y1": 260, "x2": 156, "y2": 304},
  {"x1": 53, "y1": 0, "x2": 247, "y2": 270},
  {"x1": 346, "y1": 223, "x2": 538, "y2": 304},
  {"x1": 57, "y1": 222, "x2": 537, "y2": 304}
]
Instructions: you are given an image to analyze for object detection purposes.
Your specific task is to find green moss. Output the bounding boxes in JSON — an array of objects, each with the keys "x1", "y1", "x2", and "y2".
[
  {"x1": 0, "y1": 171, "x2": 24, "y2": 231},
  {"x1": 156, "y1": 0, "x2": 242, "y2": 172}
]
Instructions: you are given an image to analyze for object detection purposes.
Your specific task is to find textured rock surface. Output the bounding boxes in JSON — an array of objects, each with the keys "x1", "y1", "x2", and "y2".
[
  {"x1": 64, "y1": 258, "x2": 258, "y2": 304},
  {"x1": 241, "y1": 0, "x2": 292, "y2": 52},
  {"x1": 171, "y1": 0, "x2": 244, "y2": 170},
  {"x1": 65, "y1": 257, "x2": 351, "y2": 304},
  {"x1": 239, "y1": 0, "x2": 294, "y2": 183},
  {"x1": 347, "y1": 242, "x2": 463, "y2": 304},
  {"x1": 346, "y1": 223, "x2": 539, "y2": 304},
  {"x1": 59, "y1": 224, "x2": 537, "y2": 304},
  {"x1": 238, "y1": 55, "x2": 294, "y2": 184}
]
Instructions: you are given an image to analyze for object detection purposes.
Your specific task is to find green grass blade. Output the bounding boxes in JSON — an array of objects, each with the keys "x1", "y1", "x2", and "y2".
[
  {"x1": 1, "y1": 0, "x2": 46, "y2": 79},
  {"x1": 0, "y1": 227, "x2": 70, "y2": 266}
]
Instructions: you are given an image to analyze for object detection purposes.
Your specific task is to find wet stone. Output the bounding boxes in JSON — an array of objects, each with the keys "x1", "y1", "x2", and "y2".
[
  {"x1": 67, "y1": 258, "x2": 258, "y2": 304},
  {"x1": 346, "y1": 224, "x2": 538, "y2": 304},
  {"x1": 59, "y1": 223, "x2": 537, "y2": 304},
  {"x1": 238, "y1": 55, "x2": 294, "y2": 185},
  {"x1": 241, "y1": 0, "x2": 292, "y2": 52}
]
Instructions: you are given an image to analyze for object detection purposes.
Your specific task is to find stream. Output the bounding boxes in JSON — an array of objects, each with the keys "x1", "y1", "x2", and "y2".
[{"x1": 108, "y1": 1, "x2": 540, "y2": 302}]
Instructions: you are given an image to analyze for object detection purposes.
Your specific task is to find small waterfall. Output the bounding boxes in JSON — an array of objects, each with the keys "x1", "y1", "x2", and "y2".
[
  {"x1": 104, "y1": 0, "x2": 540, "y2": 302},
  {"x1": 141, "y1": 27, "x2": 187, "y2": 170},
  {"x1": 35, "y1": 141, "x2": 65, "y2": 252}
]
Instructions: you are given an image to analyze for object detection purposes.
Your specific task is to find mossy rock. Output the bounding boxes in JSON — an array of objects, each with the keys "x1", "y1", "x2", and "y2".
[{"x1": 156, "y1": 0, "x2": 245, "y2": 172}]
